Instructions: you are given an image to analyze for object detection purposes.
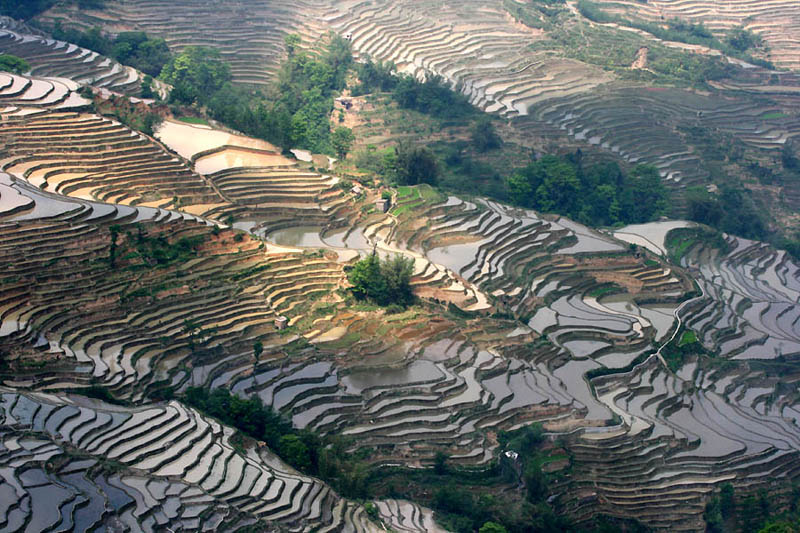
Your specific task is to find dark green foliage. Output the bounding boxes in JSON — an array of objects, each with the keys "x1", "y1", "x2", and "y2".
[
  {"x1": 394, "y1": 142, "x2": 438, "y2": 186},
  {"x1": 110, "y1": 32, "x2": 171, "y2": 77},
  {"x1": 49, "y1": 24, "x2": 170, "y2": 77},
  {"x1": 135, "y1": 233, "x2": 205, "y2": 267},
  {"x1": 0, "y1": 0, "x2": 57, "y2": 20},
  {"x1": 498, "y1": 424, "x2": 545, "y2": 456},
  {"x1": 78, "y1": 385, "x2": 125, "y2": 405},
  {"x1": 185, "y1": 386, "x2": 293, "y2": 454},
  {"x1": 206, "y1": 83, "x2": 292, "y2": 150},
  {"x1": 331, "y1": 126, "x2": 355, "y2": 158},
  {"x1": 479, "y1": 523, "x2": 509, "y2": 533},
  {"x1": 506, "y1": 154, "x2": 667, "y2": 226},
  {"x1": 140, "y1": 75, "x2": 156, "y2": 99},
  {"x1": 160, "y1": 46, "x2": 231, "y2": 106},
  {"x1": 660, "y1": 327, "x2": 707, "y2": 372},
  {"x1": 704, "y1": 495, "x2": 724, "y2": 533},
  {"x1": 282, "y1": 35, "x2": 352, "y2": 151},
  {"x1": 434, "y1": 451, "x2": 449, "y2": 475},
  {"x1": 352, "y1": 57, "x2": 398, "y2": 95},
  {"x1": 347, "y1": 252, "x2": 415, "y2": 307},
  {"x1": 471, "y1": 118, "x2": 502, "y2": 153},
  {"x1": 720, "y1": 483, "x2": 736, "y2": 519},
  {"x1": 205, "y1": 34, "x2": 352, "y2": 154},
  {"x1": 504, "y1": 0, "x2": 568, "y2": 30},
  {"x1": 686, "y1": 185, "x2": 767, "y2": 241},
  {"x1": 726, "y1": 27, "x2": 762, "y2": 52},
  {"x1": 0, "y1": 54, "x2": 30, "y2": 74},
  {"x1": 393, "y1": 74, "x2": 474, "y2": 118}
]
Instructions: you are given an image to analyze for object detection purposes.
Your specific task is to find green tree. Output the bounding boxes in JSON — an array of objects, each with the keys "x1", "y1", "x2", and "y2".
[
  {"x1": 479, "y1": 522, "x2": 509, "y2": 533},
  {"x1": 506, "y1": 171, "x2": 534, "y2": 206},
  {"x1": 622, "y1": 164, "x2": 668, "y2": 223},
  {"x1": 726, "y1": 27, "x2": 761, "y2": 52},
  {"x1": 331, "y1": 126, "x2": 355, "y2": 159},
  {"x1": 347, "y1": 252, "x2": 387, "y2": 303},
  {"x1": 160, "y1": 46, "x2": 232, "y2": 105},
  {"x1": 395, "y1": 142, "x2": 438, "y2": 186},
  {"x1": 434, "y1": 451, "x2": 449, "y2": 475},
  {"x1": 720, "y1": 483, "x2": 735, "y2": 519},
  {"x1": 759, "y1": 522, "x2": 800, "y2": 533},
  {"x1": 380, "y1": 254, "x2": 415, "y2": 307},
  {"x1": 0, "y1": 54, "x2": 30, "y2": 74},
  {"x1": 284, "y1": 34, "x2": 301, "y2": 57},
  {"x1": 279, "y1": 434, "x2": 312, "y2": 471},
  {"x1": 524, "y1": 463, "x2": 548, "y2": 503},
  {"x1": 471, "y1": 118, "x2": 502, "y2": 152},
  {"x1": 347, "y1": 252, "x2": 414, "y2": 307},
  {"x1": 253, "y1": 341, "x2": 264, "y2": 361}
]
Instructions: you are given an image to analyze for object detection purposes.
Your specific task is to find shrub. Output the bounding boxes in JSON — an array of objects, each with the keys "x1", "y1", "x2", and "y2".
[{"x1": 0, "y1": 54, "x2": 30, "y2": 74}]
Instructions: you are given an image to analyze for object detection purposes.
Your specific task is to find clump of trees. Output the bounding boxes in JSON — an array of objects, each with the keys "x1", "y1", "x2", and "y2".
[
  {"x1": 353, "y1": 141, "x2": 439, "y2": 186},
  {"x1": 506, "y1": 154, "x2": 668, "y2": 226},
  {"x1": 197, "y1": 33, "x2": 352, "y2": 154},
  {"x1": 0, "y1": 53, "x2": 30, "y2": 74},
  {"x1": 331, "y1": 126, "x2": 355, "y2": 159},
  {"x1": 184, "y1": 387, "x2": 370, "y2": 497},
  {"x1": 471, "y1": 118, "x2": 502, "y2": 153},
  {"x1": 50, "y1": 24, "x2": 171, "y2": 77},
  {"x1": 347, "y1": 252, "x2": 415, "y2": 308},
  {"x1": 393, "y1": 73, "x2": 474, "y2": 118},
  {"x1": 351, "y1": 57, "x2": 398, "y2": 95},
  {"x1": 0, "y1": 0, "x2": 58, "y2": 20},
  {"x1": 160, "y1": 46, "x2": 231, "y2": 105},
  {"x1": 686, "y1": 185, "x2": 767, "y2": 241}
]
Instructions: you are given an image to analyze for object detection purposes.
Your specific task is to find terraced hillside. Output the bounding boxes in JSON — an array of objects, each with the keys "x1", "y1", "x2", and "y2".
[
  {"x1": 0, "y1": 18, "x2": 165, "y2": 98},
  {"x1": 33, "y1": 0, "x2": 800, "y2": 224},
  {"x1": 0, "y1": 389, "x2": 383, "y2": 532},
  {"x1": 2, "y1": 5, "x2": 800, "y2": 531},
  {"x1": 34, "y1": 0, "x2": 327, "y2": 86},
  {"x1": 586, "y1": 0, "x2": 800, "y2": 70}
]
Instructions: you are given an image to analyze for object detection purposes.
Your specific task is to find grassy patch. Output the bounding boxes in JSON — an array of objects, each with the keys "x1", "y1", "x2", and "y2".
[
  {"x1": 761, "y1": 112, "x2": 787, "y2": 120},
  {"x1": 588, "y1": 285, "x2": 618, "y2": 299},
  {"x1": 178, "y1": 116, "x2": 210, "y2": 125},
  {"x1": 678, "y1": 330, "x2": 698, "y2": 347}
]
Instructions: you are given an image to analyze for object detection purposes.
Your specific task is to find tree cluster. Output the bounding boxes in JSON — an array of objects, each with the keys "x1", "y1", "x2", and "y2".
[
  {"x1": 0, "y1": 0, "x2": 56, "y2": 20},
  {"x1": 351, "y1": 57, "x2": 398, "y2": 95},
  {"x1": 347, "y1": 252, "x2": 415, "y2": 308},
  {"x1": 50, "y1": 24, "x2": 171, "y2": 77},
  {"x1": 199, "y1": 34, "x2": 352, "y2": 154},
  {"x1": 507, "y1": 154, "x2": 668, "y2": 226},
  {"x1": 0, "y1": 54, "x2": 30, "y2": 74},
  {"x1": 686, "y1": 185, "x2": 767, "y2": 241},
  {"x1": 393, "y1": 73, "x2": 474, "y2": 118},
  {"x1": 160, "y1": 46, "x2": 231, "y2": 106}
]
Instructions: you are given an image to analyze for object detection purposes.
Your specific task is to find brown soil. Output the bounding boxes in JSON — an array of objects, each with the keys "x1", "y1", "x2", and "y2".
[
  {"x1": 631, "y1": 46, "x2": 649, "y2": 69},
  {"x1": 592, "y1": 271, "x2": 645, "y2": 294}
]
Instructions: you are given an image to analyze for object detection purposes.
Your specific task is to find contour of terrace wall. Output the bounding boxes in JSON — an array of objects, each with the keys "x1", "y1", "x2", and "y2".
[
  {"x1": 0, "y1": 24, "x2": 154, "y2": 97},
  {"x1": 0, "y1": 389, "x2": 383, "y2": 532},
  {"x1": 36, "y1": 0, "x2": 327, "y2": 87}
]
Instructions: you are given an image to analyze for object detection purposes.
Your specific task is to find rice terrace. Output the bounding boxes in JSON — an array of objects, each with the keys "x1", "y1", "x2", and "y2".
[{"x1": 1, "y1": 0, "x2": 800, "y2": 531}]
